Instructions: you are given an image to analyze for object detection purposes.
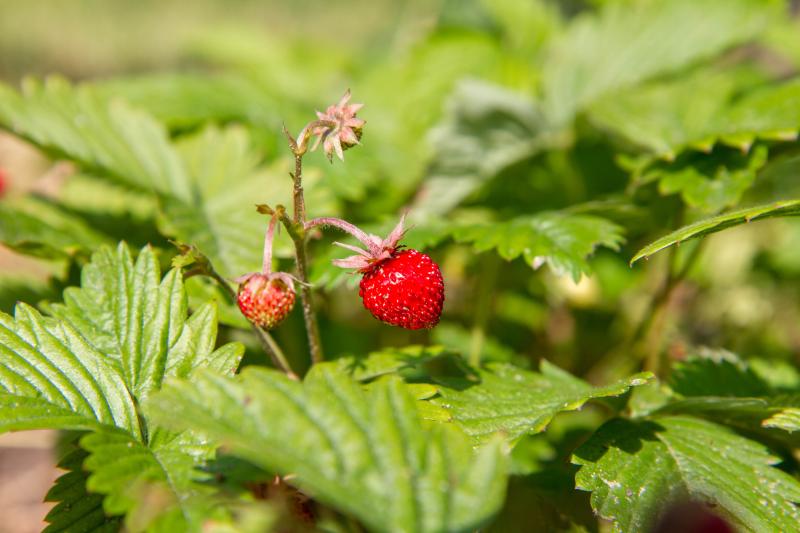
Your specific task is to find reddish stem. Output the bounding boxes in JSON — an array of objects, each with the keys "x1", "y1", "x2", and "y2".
[
  {"x1": 304, "y1": 217, "x2": 379, "y2": 255},
  {"x1": 262, "y1": 213, "x2": 278, "y2": 274}
]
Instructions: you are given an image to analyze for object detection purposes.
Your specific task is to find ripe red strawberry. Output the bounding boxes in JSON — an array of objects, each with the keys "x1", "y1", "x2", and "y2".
[
  {"x1": 322, "y1": 215, "x2": 444, "y2": 329},
  {"x1": 237, "y1": 273, "x2": 296, "y2": 330},
  {"x1": 358, "y1": 248, "x2": 443, "y2": 329}
]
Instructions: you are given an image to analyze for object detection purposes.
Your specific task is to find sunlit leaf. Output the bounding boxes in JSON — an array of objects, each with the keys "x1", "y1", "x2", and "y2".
[
  {"x1": 148, "y1": 364, "x2": 510, "y2": 533},
  {"x1": 0, "y1": 196, "x2": 112, "y2": 259},
  {"x1": 0, "y1": 243, "x2": 243, "y2": 528},
  {"x1": 432, "y1": 361, "x2": 652, "y2": 444},
  {"x1": 453, "y1": 212, "x2": 624, "y2": 281},
  {"x1": 542, "y1": 0, "x2": 776, "y2": 124},
  {"x1": 630, "y1": 199, "x2": 800, "y2": 264},
  {"x1": 573, "y1": 416, "x2": 800, "y2": 532}
]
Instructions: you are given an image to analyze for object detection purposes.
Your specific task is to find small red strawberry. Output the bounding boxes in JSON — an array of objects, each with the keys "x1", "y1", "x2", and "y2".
[
  {"x1": 236, "y1": 213, "x2": 296, "y2": 330},
  {"x1": 313, "y1": 215, "x2": 444, "y2": 329},
  {"x1": 237, "y1": 272, "x2": 296, "y2": 330}
]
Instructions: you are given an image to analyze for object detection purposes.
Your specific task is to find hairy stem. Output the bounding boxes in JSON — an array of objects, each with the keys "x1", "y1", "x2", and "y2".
[
  {"x1": 200, "y1": 264, "x2": 296, "y2": 378},
  {"x1": 262, "y1": 213, "x2": 278, "y2": 274},
  {"x1": 305, "y1": 217, "x2": 379, "y2": 254},
  {"x1": 294, "y1": 236, "x2": 324, "y2": 364},
  {"x1": 281, "y1": 127, "x2": 324, "y2": 364},
  {"x1": 252, "y1": 327, "x2": 298, "y2": 380}
]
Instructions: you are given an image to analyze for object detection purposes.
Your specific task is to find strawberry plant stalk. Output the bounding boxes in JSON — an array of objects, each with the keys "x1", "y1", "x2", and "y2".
[{"x1": 278, "y1": 128, "x2": 325, "y2": 364}]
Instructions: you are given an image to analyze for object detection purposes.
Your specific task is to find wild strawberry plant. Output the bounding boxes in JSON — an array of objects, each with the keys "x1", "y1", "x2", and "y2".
[{"x1": 1, "y1": 0, "x2": 800, "y2": 531}]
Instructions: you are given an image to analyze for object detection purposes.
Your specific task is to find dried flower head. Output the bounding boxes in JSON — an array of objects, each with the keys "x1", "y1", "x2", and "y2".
[{"x1": 309, "y1": 90, "x2": 365, "y2": 161}]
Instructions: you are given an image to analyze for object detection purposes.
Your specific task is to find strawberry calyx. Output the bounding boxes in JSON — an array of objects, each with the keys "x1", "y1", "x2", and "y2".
[{"x1": 305, "y1": 215, "x2": 408, "y2": 272}]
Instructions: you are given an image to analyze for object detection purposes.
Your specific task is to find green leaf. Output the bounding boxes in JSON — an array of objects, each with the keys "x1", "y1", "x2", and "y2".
[
  {"x1": 0, "y1": 196, "x2": 113, "y2": 259},
  {"x1": 630, "y1": 199, "x2": 800, "y2": 264},
  {"x1": 148, "y1": 365, "x2": 510, "y2": 533},
  {"x1": 642, "y1": 145, "x2": 769, "y2": 212},
  {"x1": 669, "y1": 352, "x2": 771, "y2": 397},
  {"x1": 44, "y1": 446, "x2": 120, "y2": 533},
  {"x1": 49, "y1": 244, "x2": 242, "y2": 402},
  {"x1": 542, "y1": 0, "x2": 776, "y2": 124},
  {"x1": 589, "y1": 70, "x2": 799, "y2": 159},
  {"x1": 81, "y1": 427, "x2": 215, "y2": 520},
  {"x1": 0, "y1": 242, "x2": 244, "y2": 528},
  {"x1": 589, "y1": 70, "x2": 744, "y2": 157},
  {"x1": 165, "y1": 125, "x2": 337, "y2": 279},
  {"x1": 762, "y1": 409, "x2": 800, "y2": 432},
  {"x1": 93, "y1": 73, "x2": 278, "y2": 131},
  {"x1": 453, "y1": 212, "x2": 625, "y2": 281},
  {"x1": 0, "y1": 302, "x2": 140, "y2": 434},
  {"x1": 0, "y1": 79, "x2": 327, "y2": 280},
  {"x1": 573, "y1": 416, "x2": 800, "y2": 532},
  {"x1": 656, "y1": 353, "x2": 800, "y2": 439},
  {"x1": 432, "y1": 361, "x2": 652, "y2": 444},
  {"x1": 656, "y1": 396, "x2": 800, "y2": 439},
  {"x1": 0, "y1": 77, "x2": 192, "y2": 200},
  {"x1": 331, "y1": 344, "x2": 450, "y2": 381},
  {"x1": 414, "y1": 79, "x2": 550, "y2": 218}
]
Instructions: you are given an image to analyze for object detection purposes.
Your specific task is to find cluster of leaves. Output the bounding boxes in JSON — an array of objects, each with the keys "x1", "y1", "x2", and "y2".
[{"x1": 2, "y1": 0, "x2": 800, "y2": 531}]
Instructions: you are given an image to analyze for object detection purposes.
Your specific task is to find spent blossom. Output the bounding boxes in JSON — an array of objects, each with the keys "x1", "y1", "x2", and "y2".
[{"x1": 300, "y1": 90, "x2": 365, "y2": 161}]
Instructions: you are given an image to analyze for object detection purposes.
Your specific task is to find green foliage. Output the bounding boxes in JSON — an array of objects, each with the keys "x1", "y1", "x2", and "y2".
[
  {"x1": 0, "y1": 80, "x2": 335, "y2": 279},
  {"x1": 631, "y1": 199, "x2": 800, "y2": 263},
  {"x1": 148, "y1": 364, "x2": 510, "y2": 533},
  {"x1": 669, "y1": 352, "x2": 770, "y2": 397},
  {"x1": 49, "y1": 244, "x2": 242, "y2": 401},
  {"x1": 44, "y1": 446, "x2": 120, "y2": 532},
  {"x1": 330, "y1": 344, "x2": 450, "y2": 381},
  {"x1": 93, "y1": 73, "x2": 278, "y2": 131},
  {"x1": 0, "y1": 196, "x2": 112, "y2": 259},
  {"x1": 0, "y1": 243, "x2": 243, "y2": 528},
  {"x1": 541, "y1": 0, "x2": 776, "y2": 124},
  {"x1": 163, "y1": 126, "x2": 271, "y2": 280},
  {"x1": 655, "y1": 354, "x2": 800, "y2": 442},
  {"x1": 573, "y1": 416, "x2": 800, "y2": 533},
  {"x1": 0, "y1": 77, "x2": 191, "y2": 198},
  {"x1": 0, "y1": 301, "x2": 140, "y2": 434},
  {"x1": 590, "y1": 71, "x2": 800, "y2": 159},
  {"x1": 453, "y1": 212, "x2": 624, "y2": 280},
  {"x1": 636, "y1": 145, "x2": 769, "y2": 212},
  {"x1": 415, "y1": 80, "x2": 549, "y2": 218},
  {"x1": 432, "y1": 361, "x2": 652, "y2": 444}
]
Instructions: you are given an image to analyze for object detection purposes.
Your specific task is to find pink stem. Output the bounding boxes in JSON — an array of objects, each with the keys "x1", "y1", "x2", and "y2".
[
  {"x1": 304, "y1": 217, "x2": 380, "y2": 255},
  {"x1": 262, "y1": 213, "x2": 278, "y2": 274}
]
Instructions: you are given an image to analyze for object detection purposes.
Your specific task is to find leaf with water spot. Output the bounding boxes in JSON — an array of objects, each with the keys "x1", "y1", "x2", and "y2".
[
  {"x1": 574, "y1": 416, "x2": 800, "y2": 533},
  {"x1": 431, "y1": 361, "x2": 652, "y2": 444}
]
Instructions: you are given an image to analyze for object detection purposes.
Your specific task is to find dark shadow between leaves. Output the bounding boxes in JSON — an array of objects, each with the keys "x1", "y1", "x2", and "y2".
[{"x1": 572, "y1": 418, "x2": 664, "y2": 463}]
